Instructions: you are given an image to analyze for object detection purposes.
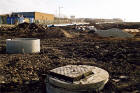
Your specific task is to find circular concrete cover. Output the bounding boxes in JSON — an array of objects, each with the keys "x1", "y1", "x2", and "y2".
[{"x1": 47, "y1": 65, "x2": 109, "y2": 92}]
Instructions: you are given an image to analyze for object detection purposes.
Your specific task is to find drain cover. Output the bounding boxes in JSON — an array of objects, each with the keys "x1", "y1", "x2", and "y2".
[
  {"x1": 47, "y1": 65, "x2": 109, "y2": 93},
  {"x1": 49, "y1": 65, "x2": 94, "y2": 82}
]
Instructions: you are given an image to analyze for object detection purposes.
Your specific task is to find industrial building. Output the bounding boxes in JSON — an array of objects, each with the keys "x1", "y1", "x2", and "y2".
[
  {"x1": 0, "y1": 12, "x2": 54, "y2": 24},
  {"x1": 0, "y1": 14, "x2": 9, "y2": 24}
]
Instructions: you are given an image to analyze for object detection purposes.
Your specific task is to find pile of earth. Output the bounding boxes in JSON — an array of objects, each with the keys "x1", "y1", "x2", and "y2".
[
  {"x1": 93, "y1": 22, "x2": 140, "y2": 30},
  {"x1": 0, "y1": 25, "x2": 15, "y2": 31},
  {"x1": 10, "y1": 22, "x2": 47, "y2": 33},
  {"x1": 60, "y1": 25, "x2": 135, "y2": 39},
  {"x1": 0, "y1": 23, "x2": 137, "y2": 39},
  {"x1": 44, "y1": 28, "x2": 74, "y2": 38},
  {"x1": 0, "y1": 23, "x2": 74, "y2": 39}
]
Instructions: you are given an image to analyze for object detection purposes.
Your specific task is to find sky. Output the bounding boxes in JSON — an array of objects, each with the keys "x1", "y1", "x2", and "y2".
[{"x1": 0, "y1": 0, "x2": 140, "y2": 22}]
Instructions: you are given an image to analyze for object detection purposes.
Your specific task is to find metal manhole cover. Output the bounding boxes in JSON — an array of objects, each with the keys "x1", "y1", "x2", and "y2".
[{"x1": 49, "y1": 65, "x2": 95, "y2": 82}]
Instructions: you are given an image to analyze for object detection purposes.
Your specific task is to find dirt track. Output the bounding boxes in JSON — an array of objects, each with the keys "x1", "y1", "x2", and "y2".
[{"x1": 0, "y1": 23, "x2": 140, "y2": 93}]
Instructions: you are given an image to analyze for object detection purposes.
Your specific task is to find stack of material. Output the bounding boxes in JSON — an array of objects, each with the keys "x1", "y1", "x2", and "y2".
[{"x1": 95, "y1": 28, "x2": 134, "y2": 38}]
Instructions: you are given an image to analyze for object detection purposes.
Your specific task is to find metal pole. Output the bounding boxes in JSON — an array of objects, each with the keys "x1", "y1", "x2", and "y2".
[
  {"x1": 58, "y1": 6, "x2": 63, "y2": 24},
  {"x1": 59, "y1": 6, "x2": 60, "y2": 18}
]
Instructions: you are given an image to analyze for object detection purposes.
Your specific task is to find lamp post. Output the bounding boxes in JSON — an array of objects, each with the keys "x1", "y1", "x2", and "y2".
[{"x1": 58, "y1": 6, "x2": 63, "y2": 24}]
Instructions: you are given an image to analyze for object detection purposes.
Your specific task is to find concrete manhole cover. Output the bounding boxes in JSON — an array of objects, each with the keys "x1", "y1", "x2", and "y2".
[
  {"x1": 46, "y1": 65, "x2": 109, "y2": 93},
  {"x1": 49, "y1": 65, "x2": 94, "y2": 82}
]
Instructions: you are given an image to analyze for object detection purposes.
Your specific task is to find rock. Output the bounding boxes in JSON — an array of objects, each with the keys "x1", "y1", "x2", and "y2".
[
  {"x1": 119, "y1": 76, "x2": 128, "y2": 79},
  {"x1": 112, "y1": 79, "x2": 120, "y2": 82},
  {"x1": 0, "y1": 81, "x2": 5, "y2": 84},
  {"x1": 95, "y1": 46, "x2": 100, "y2": 49}
]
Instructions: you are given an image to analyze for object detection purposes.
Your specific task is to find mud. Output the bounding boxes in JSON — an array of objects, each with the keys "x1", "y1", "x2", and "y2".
[{"x1": 0, "y1": 23, "x2": 140, "y2": 93}]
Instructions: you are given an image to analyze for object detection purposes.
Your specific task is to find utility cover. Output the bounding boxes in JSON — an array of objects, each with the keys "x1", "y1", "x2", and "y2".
[{"x1": 49, "y1": 65, "x2": 95, "y2": 82}]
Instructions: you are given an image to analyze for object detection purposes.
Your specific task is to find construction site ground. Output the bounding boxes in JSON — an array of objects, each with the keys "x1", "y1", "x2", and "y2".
[{"x1": 0, "y1": 23, "x2": 140, "y2": 93}]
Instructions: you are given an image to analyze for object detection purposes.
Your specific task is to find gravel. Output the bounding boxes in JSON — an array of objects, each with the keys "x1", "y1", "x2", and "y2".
[{"x1": 95, "y1": 28, "x2": 134, "y2": 38}]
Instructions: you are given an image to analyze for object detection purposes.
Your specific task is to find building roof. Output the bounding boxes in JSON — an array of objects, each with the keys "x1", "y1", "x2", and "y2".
[{"x1": 0, "y1": 14, "x2": 9, "y2": 17}]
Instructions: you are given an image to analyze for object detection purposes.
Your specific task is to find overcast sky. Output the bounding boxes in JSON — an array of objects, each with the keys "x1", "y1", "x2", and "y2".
[{"x1": 0, "y1": 0, "x2": 140, "y2": 22}]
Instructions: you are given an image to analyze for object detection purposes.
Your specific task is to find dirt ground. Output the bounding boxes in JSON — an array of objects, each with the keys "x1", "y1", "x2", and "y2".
[{"x1": 0, "y1": 23, "x2": 140, "y2": 93}]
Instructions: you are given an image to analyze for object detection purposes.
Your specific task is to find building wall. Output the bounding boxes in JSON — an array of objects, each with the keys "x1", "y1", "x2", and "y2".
[
  {"x1": 0, "y1": 15, "x2": 9, "y2": 24},
  {"x1": 35, "y1": 12, "x2": 54, "y2": 21},
  {"x1": 0, "y1": 12, "x2": 54, "y2": 24},
  {"x1": 11, "y1": 12, "x2": 35, "y2": 24},
  {"x1": 12, "y1": 12, "x2": 35, "y2": 18}
]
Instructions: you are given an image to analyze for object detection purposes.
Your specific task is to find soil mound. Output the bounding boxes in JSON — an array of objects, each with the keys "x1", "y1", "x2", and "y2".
[
  {"x1": 7, "y1": 23, "x2": 73, "y2": 38},
  {"x1": 11, "y1": 22, "x2": 46, "y2": 33},
  {"x1": 16, "y1": 22, "x2": 29, "y2": 29},
  {"x1": 0, "y1": 25, "x2": 15, "y2": 31},
  {"x1": 45, "y1": 28, "x2": 73, "y2": 38}
]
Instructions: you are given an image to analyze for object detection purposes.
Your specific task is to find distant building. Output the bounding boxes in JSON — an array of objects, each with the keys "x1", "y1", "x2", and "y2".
[
  {"x1": 0, "y1": 12, "x2": 54, "y2": 24},
  {"x1": 70, "y1": 16, "x2": 75, "y2": 19},
  {"x1": 0, "y1": 14, "x2": 9, "y2": 24}
]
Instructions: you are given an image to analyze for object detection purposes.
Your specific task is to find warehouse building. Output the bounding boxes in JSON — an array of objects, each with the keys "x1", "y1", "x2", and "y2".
[
  {"x1": 0, "y1": 14, "x2": 9, "y2": 24},
  {"x1": 0, "y1": 12, "x2": 54, "y2": 24}
]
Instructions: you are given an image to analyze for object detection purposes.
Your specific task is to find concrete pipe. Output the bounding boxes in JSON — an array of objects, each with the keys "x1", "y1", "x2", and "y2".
[
  {"x1": 6, "y1": 38, "x2": 40, "y2": 54},
  {"x1": 46, "y1": 65, "x2": 109, "y2": 93}
]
